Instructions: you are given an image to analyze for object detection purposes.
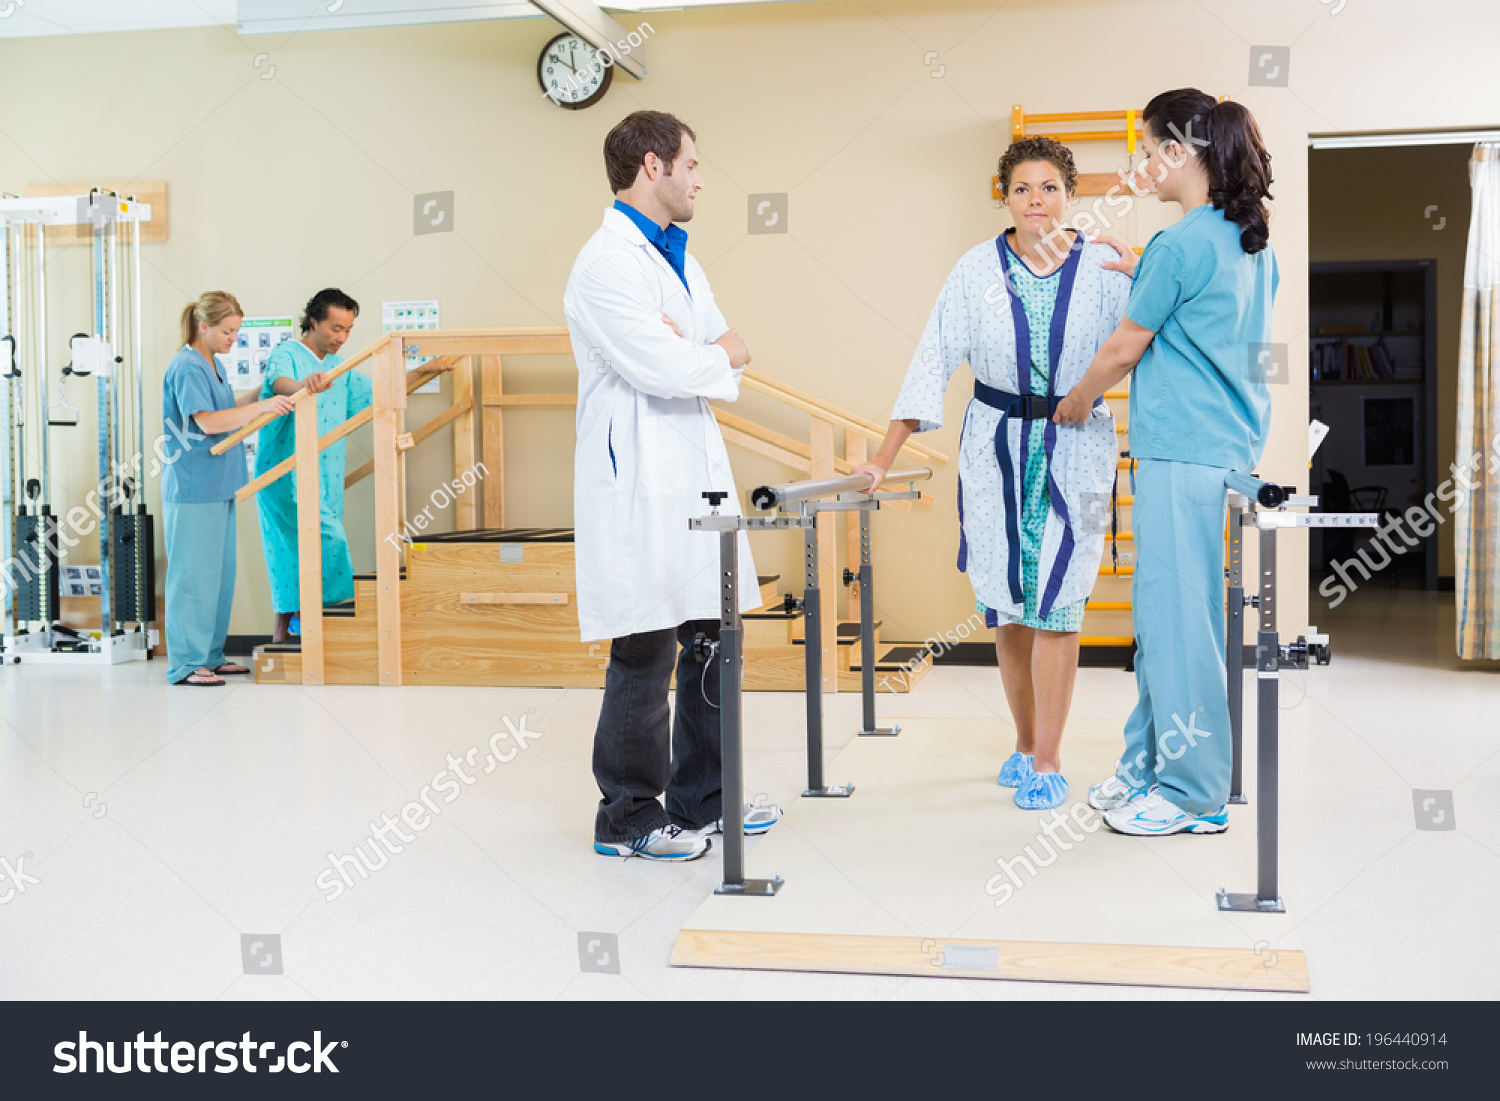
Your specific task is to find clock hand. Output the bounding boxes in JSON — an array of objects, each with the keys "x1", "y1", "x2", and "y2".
[{"x1": 550, "y1": 51, "x2": 580, "y2": 75}]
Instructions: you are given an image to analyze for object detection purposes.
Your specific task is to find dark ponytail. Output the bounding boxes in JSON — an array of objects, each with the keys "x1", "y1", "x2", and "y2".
[{"x1": 1142, "y1": 89, "x2": 1274, "y2": 254}]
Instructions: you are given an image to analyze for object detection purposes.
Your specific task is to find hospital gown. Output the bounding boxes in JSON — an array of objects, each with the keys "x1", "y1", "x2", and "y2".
[{"x1": 253, "y1": 339, "x2": 372, "y2": 615}]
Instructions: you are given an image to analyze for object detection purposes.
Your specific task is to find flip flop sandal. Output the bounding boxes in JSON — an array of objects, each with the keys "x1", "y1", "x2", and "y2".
[
  {"x1": 213, "y1": 663, "x2": 250, "y2": 675},
  {"x1": 176, "y1": 671, "x2": 225, "y2": 687}
]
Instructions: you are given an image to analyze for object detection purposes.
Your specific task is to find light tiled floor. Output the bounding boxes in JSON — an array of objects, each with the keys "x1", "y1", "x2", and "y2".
[{"x1": 1, "y1": 582, "x2": 1496, "y2": 1000}]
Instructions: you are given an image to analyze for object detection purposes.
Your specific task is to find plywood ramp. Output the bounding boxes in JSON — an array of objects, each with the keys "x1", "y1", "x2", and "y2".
[{"x1": 671, "y1": 717, "x2": 1309, "y2": 993}]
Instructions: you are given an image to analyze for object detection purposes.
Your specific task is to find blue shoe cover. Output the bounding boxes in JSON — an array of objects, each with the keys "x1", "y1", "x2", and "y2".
[
  {"x1": 1014, "y1": 771, "x2": 1069, "y2": 810},
  {"x1": 997, "y1": 751, "x2": 1035, "y2": 787}
]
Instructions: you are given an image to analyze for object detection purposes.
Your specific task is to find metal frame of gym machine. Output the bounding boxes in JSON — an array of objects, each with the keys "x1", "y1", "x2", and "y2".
[
  {"x1": 692, "y1": 467, "x2": 932, "y2": 897},
  {"x1": 0, "y1": 189, "x2": 156, "y2": 665},
  {"x1": 1216, "y1": 470, "x2": 1376, "y2": 913}
]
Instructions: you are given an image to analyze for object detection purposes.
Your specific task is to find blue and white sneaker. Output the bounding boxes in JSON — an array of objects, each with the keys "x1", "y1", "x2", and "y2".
[
  {"x1": 594, "y1": 824, "x2": 711, "y2": 861},
  {"x1": 681, "y1": 802, "x2": 783, "y2": 840},
  {"x1": 1103, "y1": 788, "x2": 1229, "y2": 836},
  {"x1": 997, "y1": 752, "x2": 1035, "y2": 788},
  {"x1": 1014, "y1": 771, "x2": 1069, "y2": 810},
  {"x1": 1087, "y1": 774, "x2": 1148, "y2": 812}
]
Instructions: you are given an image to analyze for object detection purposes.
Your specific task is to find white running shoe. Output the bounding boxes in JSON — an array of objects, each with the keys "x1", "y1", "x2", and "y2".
[
  {"x1": 681, "y1": 802, "x2": 783, "y2": 840},
  {"x1": 1087, "y1": 774, "x2": 1149, "y2": 812},
  {"x1": 593, "y1": 824, "x2": 711, "y2": 861},
  {"x1": 1103, "y1": 788, "x2": 1229, "y2": 836}
]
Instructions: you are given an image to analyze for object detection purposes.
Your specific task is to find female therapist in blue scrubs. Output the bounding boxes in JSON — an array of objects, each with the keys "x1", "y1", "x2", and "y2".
[
  {"x1": 1055, "y1": 89, "x2": 1277, "y2": 835},
  {"x1": 162, "y1": 292, "x2": 294, "y2": 685}
]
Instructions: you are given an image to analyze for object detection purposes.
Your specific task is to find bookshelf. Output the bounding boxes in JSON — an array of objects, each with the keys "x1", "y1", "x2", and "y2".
[{"x1": 1308, "y1": 261, "x2": 1439, "y2": 590}]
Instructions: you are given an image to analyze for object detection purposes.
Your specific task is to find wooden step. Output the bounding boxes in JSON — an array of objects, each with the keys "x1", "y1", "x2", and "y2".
[{"x1": 839, "y1": 643, "x2": 933, "y2": 692}]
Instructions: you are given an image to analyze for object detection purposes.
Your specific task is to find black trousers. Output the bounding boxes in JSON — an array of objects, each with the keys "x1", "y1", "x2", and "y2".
[{"x1": 592, "y1": 619, "x2": 724, "y2": 843}]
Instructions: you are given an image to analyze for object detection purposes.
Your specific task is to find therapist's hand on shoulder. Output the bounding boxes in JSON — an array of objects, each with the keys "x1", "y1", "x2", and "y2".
[
  {"x1": 712, "y1": 328, "x2": 751, "y2": 369},
  {"x1": 1095, "y1": 235, "x2": 1138, "y2": 278},
  {"x1": 1052, "y1": 391, "x2": 1091, "y2": 426}
]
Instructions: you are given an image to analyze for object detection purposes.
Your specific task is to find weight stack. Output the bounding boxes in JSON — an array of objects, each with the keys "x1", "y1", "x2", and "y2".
[
  {"x1": 14, "y1": 510, "x2": 61, "y2": 623},
  {"x1": 112, "y1": 508, "x2": 157, "y2": 625}
]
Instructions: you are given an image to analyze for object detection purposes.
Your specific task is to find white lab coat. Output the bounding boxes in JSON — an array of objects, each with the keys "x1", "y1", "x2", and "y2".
[{"x1": 565, "y1": 207, "x2": 760, "y2": 642}]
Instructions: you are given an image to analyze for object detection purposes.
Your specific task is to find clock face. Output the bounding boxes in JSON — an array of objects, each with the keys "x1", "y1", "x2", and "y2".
[{"x1": 538, "y1": 32, "x2": 613, "y2": 110}]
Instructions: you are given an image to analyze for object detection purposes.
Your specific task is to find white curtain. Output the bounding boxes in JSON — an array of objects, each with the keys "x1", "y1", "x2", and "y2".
[{"x1": 1456, "y1": 143, "x2": 1500, "y2": 659}]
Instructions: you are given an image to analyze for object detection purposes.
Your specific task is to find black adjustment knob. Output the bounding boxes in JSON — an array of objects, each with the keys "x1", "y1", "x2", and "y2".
[
  {"x1": 842, "y1": 568, "x2": 855, "y2": 587},
  {"x1": 702, "y1": 491, "x2": 728, "y2": 507}
]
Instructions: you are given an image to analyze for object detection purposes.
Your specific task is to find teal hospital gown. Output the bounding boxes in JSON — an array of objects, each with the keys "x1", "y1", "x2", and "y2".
[
  {"x1": 978, "y1": 247, "x2": 1088, "y2": 633},
  {"x1": 254, "y1": 340, "x2": 373, "y2": 615}
]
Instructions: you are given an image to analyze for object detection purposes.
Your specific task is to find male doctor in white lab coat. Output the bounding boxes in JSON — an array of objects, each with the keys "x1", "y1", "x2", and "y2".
[{"x1": 565, "y1": 110, "x2": 781, "y2": 862}]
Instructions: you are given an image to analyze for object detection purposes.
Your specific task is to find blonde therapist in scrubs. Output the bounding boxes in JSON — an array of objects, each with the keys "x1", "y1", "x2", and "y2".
[{"x1": 161, "y1": 291, "x2": 294, "y2": 685}]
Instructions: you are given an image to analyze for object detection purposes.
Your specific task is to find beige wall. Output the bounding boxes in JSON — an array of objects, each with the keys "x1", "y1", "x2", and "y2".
[
  {"x1": 1309, "y1": 144, "x2": 1471, "y2": 578},
  {"x1": 4, "y1": 0, "x2": 1499, "y2": 642}
]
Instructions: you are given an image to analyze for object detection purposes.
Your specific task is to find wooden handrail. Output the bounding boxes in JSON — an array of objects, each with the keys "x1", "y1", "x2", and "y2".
[
  {"x1": 233, "y1": 362, "x2": 449, "y2": 501},
  {"x1": 211, "y1": 334, "x2": 390, "y2": 455},
  {"x1": 345, "y1": 396, "x2": 473, "y2": 488},
  {"x1": 740, "y1": 368, "x2": 949, "y2": 465}
]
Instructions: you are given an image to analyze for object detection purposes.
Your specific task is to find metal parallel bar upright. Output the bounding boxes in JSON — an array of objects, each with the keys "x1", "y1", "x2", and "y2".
[
  {"x1": 800, "y1": 502, "x2": 853, "y2": 798},
  {"x1": 1253, "y1": 525, "x2": 1281, "y2": 908},
  {"x1": 716, "y1": 526, "x2": 745, "y2": 889},
  {"x1": 857, "y1": 507, "x2": 898, "y2": 737},
  {"x1": 1226, "y1": 502, "x2": 1246, "y2": 804},
  {"x1": 694, "y1": 496, "x2": 782, "y2": 898},
  {"x1": 801, "y1": 505, "x2": 823, "y2": 789}
]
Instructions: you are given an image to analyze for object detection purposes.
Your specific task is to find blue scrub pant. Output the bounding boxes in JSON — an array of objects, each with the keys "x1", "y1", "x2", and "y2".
[
  {"x1": 1115, "y1": 459, "x2": 1232, "y2": 815},
  {"x1": 164, "y1": 500, "x2": 237, "y2": 684}
]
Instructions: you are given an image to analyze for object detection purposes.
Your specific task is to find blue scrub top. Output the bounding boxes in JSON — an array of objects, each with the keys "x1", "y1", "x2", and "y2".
[
  {"x1": 161, "y1": 345, "x2": 249, "y2": 503},
  {"x1": 1125, "y1": 204, "x2": 1278, "y2": 472}
]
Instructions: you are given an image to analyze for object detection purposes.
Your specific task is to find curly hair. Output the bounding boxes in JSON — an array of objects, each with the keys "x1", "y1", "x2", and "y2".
[{"x1": 996, "y1": 135, "x2": 1078, "y2": 198}]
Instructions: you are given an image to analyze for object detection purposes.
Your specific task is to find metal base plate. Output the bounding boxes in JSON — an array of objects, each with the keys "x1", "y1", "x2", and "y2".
[
  {"x1": 2, "y1": 630, "x2": 150, "y2": 665},
  {"x1": 715, "y1": 875, "x2": 783, "y2": 897},
  {"x1": 1216, "y1": 888, "x2": 1285, "y2": 913},
  {"x1": 803, "y1": 784, "x2": 855, "y2": 798},
  {"x1": 859, "y1": 725, "x2": 900, "y2": 737},
  {"x1": 1228, "y1": 794, "x2": 1249, "y2": 805}
]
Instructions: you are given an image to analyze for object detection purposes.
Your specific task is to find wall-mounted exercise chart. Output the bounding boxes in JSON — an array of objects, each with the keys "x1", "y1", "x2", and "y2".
[
  {"x1": 230, "y1": 316, "x2": 297, "y2": 391},
  {"x1": 382, "y1": 300, "x2": 441, "y2": 393}
]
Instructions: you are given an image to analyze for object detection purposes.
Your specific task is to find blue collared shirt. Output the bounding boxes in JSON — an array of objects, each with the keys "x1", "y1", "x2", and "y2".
[{"x1": 612, "y1": 199, "x2": 690, "y2": 295}]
